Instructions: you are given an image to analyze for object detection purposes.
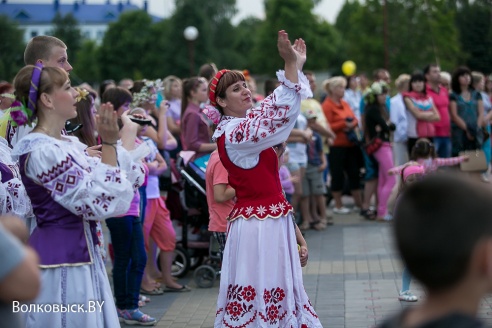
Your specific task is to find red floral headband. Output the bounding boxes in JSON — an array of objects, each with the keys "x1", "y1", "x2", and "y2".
[{"x1": 209, "y1": 69, "x2": 230, "y2": 107}]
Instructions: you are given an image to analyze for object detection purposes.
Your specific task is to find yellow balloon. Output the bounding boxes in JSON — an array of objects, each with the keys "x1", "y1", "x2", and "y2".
[{"x1": 342, "y1": 60, "x2": 357, "y2": 76}]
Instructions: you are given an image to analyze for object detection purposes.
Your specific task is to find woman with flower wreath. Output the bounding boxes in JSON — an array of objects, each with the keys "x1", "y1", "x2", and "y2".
[
  {"x1": 205, "y1": 30, "x2": 321, "y2": 328},
  {"x1": 10, "y1": 64, "x2": 148, "y2": 327},
  {"x1": 363, "y1": 81, "x2": 397, "y2": 221}
]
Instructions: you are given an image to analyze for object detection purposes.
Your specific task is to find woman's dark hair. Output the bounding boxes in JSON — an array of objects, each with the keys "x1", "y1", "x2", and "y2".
[
  {"x1": 345, "y1": 75, "x2": 357, "y2": 89},
  {"x1": 181, "y1": 77, "x2": 206, "y2": 117},
  {"x1": 69, "y1": 91, "x2": 97, "y2": 147},
  {"x1": 101, "y1": 86, "x2": 132, "y2": 111},
  {"x1": 99, "y1": 79, "x2": 115, "y2": 98},
  {"x1": 409, "y1": 73, "x2": 427, "y2": 94},
  {"x1": 410, "y1": 138, "x2": 435, "y2": 160},
  {"x1": 0, "y1": 82, "x2": 13, "y2": 94},
  {"x1": 211, "y1": 70, "x2": 245, "y2": 114},
  {"x1": 451, "y1": 66, "x2": 472, "y2": 94}
]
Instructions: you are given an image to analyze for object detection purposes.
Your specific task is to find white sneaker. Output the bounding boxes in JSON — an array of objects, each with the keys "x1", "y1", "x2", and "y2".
[
  {"x1": 398, "y1": 290, "x2": 418, "y2": 302},
  {"x1": 481, "y1": 173, "x2": 490, "y2": 183},
  {"x1": 333, "y1": 207, "x2": 350, "y2": 215}
]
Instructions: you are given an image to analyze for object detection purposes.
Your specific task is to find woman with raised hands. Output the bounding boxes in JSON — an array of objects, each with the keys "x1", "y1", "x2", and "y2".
[
  {"x1": 10, "y1": 63, "x2": 148, "y2": 328},
  {"x1": 205, "y1": 30, "x2": 322, "y2": 328}
]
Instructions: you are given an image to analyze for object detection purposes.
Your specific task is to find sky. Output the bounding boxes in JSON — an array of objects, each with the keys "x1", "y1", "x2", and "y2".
[{"x1": 25, "y1": 0, "x2": 345, "y2": 24}]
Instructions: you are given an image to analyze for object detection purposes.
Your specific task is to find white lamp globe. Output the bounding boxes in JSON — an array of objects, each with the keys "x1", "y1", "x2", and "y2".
[{"x1": 183, "y1": 26, "x2": 199, "y2": 41}]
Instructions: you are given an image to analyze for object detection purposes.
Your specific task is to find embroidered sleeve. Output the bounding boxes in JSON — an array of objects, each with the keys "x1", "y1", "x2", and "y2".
[
  {"x1": 1, "y1": 176, "x2": 32, "y2": 219},
  {"x1": 26, "y1": 145, "x2": 142, "y2": 220},
  {"x1": 220, "y1": 71, "x2": 311, "y2": 168}
]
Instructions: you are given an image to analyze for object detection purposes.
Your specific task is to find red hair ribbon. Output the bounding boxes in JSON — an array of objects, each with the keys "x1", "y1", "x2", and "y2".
[{"x1": 209, "y1": 69, "x2": 230, "y2": 107}]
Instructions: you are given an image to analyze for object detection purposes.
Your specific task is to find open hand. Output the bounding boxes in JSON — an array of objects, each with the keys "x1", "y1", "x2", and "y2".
[
  {"x1": 96, "y1": 102, "x2": 119, "y2": 143},
  {"x1": 86, "y1": 145, "x2": 102, "y2": 158},
  {"x1": 292, "y1": 38, "x2": 306, "y2": 70},
  {"x1": 277, "y1": 30, "x2": 297, "y2": 65}
]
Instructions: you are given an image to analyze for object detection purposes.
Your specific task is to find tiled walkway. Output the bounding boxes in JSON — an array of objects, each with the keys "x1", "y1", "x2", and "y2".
[{"x1": 120, "y1": 211, "x2": 492, "y2": 327}]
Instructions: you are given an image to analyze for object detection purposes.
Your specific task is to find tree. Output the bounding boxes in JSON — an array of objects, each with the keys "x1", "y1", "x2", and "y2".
[
  {"x1": 252, "y1": 0, "x2": 342, "y2": 75},
  {"x1": 98, "y1": 10, "x2": 154, "y2": 80},
  {"x1": 232, "y1": 17, "x2": 263, "y2": 70},
  {"x1": 50, "y1": 13, "x2": 83, "y2": 64},
  {"x1": 455, "y1": 1, "x2": 492, "y2": 73},
  {"x1": 334, "y1": 0, "x2": 460, "y2": 77},
  {"x1": 72, "y1": 40, "x2": 100, "y2": 85},
  {"x1": 0, "y1": 15, "x2": 25, "y2": 81}
]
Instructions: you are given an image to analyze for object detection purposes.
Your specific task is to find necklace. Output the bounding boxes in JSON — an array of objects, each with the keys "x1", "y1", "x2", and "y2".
[{"x1": 34, "y1": 126, "x2": 60, "y2": 139}]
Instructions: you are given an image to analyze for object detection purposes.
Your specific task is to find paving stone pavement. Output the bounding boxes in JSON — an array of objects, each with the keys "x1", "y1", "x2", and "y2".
[{"x1": 117, "y1": 208, "x2": 492, "y2": 327}]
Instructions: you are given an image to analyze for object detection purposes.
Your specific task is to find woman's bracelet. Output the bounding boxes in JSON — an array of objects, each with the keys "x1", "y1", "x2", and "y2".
[{"x1": 101, "y1": 141, "x2": 118, "y2": 151}]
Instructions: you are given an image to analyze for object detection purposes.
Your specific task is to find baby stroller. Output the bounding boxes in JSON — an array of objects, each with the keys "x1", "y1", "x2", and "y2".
[
  {"x1": 193, "y1": 235, "x2": 222, "y2": 288},
  {"x1": 165, "y1": 152, "x2": 211, "y2": 278}
]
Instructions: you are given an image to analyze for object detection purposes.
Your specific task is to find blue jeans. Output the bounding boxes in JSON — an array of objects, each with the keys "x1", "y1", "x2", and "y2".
[
  {"x1": 138, "y1": 186, "x2": 147, "y2": 226},
  {"x1": 401, "y1": 266, "x2": 412, "y2": 292},
  {"x1": 433, "y1": 137, "x2": 451, "y2": 158},
  {"x1": 106, "y1": 216, "x2": 147, "y2": 310}
]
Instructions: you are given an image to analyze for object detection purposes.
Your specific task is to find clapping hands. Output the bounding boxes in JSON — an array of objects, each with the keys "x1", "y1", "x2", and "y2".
[{"x1": 277, "y1": 30, "x2": 306, "y2": 72}]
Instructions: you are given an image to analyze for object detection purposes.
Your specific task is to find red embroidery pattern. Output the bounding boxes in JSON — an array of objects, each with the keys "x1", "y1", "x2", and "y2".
[
  {"x1": 226, "y1": 94, "x2": 294, "y2": 146},
  {"x1": 228, "y1": 198, "x2": 293, "y2": 221},
  {"x1": 217, "y1": 284, "x2": 258, "y2": 327},
  {"x1": 259, "y1": 287, "x2": 287, "y2": 325}
]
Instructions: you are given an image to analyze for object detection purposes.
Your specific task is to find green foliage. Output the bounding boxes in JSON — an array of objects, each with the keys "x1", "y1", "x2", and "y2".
[
  {"x1": 232, "y1": 17, "x2": 262, "y2": 70},
  {"x1": 72, "y1": 40, "x2": 100, "y2": 85},
  {"x1": 335, "y1": 0, "x2": 461, "y2": 77},
  {"x1": 50, "y1": 13, "x2": 83, "y2": 64},
  {"x1": 0, "y1": 15, "x2": 25, "y2": 81},
  {"x1": 252, "y1": 0, "x2": 342, "y2": 75},
  {"x1": 455, "y1": 1, "x2": 492, "y2": 73},
  {"x1": 98, "y1": 10, "x2": 153, "y2": 81}
]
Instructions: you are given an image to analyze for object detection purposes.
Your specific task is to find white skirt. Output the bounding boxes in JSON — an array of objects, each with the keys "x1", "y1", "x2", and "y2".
[
  {"x1": 26, "y1": 221, "x2": 119, "y2": 328},
  {"x1": 215, "y1": 215, "x2": 322, "y2": 328}
]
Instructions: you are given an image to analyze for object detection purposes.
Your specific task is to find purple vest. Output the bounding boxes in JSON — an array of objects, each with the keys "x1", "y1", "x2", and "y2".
[{"x1": 19, "y1": 153, "x2": 98, "y2": 267}]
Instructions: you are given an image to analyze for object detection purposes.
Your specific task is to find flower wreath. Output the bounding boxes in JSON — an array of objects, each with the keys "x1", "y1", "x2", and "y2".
[
  {"x1": 9, "y1": 100, "x2": 34, "y2": 127},
  {"x1": 363, "y1": 81, "x2": 389, "y2": 104},
  {"x1": 131, "y1": 79, "x2": 163, "y2": 107}
]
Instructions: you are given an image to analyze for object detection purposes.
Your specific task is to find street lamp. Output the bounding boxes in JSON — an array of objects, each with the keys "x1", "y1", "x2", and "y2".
[{"x1": 183, "y1": 26, "x2": 199, "y2": 77}]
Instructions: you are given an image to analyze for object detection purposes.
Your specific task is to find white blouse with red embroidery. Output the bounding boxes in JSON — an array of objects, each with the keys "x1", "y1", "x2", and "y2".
[{"x1": 212, "y1": 70, "x2": 312, "y2": 169}]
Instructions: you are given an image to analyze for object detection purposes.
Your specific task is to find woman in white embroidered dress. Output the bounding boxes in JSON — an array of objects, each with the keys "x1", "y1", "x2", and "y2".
[
  {"x1": 209, "y1": 31, "x2": 322, "y2": 327},
  {"x1": 0, "y1": 137, "x2": 32, "y2": 221},
  {"x1": 11, "y1": 65, "x2": 147, "y2": 328}
]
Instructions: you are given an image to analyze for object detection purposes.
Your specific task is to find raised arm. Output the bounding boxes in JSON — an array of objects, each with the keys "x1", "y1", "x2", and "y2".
[{"x1": 278, "y1": 30, "x2": 305, "y2": 84}]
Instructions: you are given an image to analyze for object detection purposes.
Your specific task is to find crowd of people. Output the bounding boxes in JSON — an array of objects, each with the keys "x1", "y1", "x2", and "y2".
[{"x1": 1, "y1": 30, "x2": 492, "y2": 328}]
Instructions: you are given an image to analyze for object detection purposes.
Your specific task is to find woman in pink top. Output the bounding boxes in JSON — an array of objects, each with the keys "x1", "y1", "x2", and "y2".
[
  {"x1": 180, "y1": 77, "x2": 217, "y2": 159},
  {"x1": 206, "y1": 150, "x2": 235, "y2": 255}
]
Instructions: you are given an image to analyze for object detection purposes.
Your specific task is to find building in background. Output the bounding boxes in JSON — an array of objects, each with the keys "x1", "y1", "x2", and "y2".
[{"x1": 0, "y1": 0, "x2": 161, "y2": 43}]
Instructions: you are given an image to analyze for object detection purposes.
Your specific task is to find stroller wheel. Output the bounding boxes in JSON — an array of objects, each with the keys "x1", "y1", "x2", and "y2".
[
  {"x1": 171, "y1": 246, "x2": 190, "y2": 278},
  {"x1": 193, "y1": 265, "x2": 216, "y2": 288}
]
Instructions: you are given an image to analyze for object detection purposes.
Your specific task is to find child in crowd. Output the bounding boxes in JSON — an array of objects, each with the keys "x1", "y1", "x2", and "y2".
[
  {"x1": 389, "y1": 138, "x2": 468, "y2": 176},
  {"x1": 379, "y1": 174, "x2": 492, "y2": 327},
  {"x1": 278, "y1": 147, "x2": 298, "y2": 203},
  {"x1": 299, "y1": 110, "x2": 328, "y2": 231},
  {"x1": 394, "y1": 163, "x2": 425, "y2": 302},
  {"x1": 206, "y1": 149, "x2": 236, "y2": 256}
]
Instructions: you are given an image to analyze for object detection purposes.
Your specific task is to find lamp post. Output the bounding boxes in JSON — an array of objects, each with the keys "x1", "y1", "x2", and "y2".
[{"x1": 183, "y1": 26, "x2": 199, "y2": 77}]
